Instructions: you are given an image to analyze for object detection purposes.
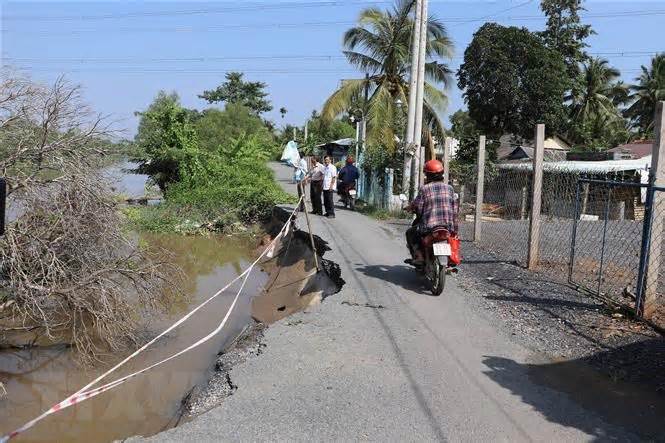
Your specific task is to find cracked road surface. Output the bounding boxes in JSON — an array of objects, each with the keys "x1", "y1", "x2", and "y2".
[{"x1": 142, "y1": 163, "x2": 640, "y2": 442}]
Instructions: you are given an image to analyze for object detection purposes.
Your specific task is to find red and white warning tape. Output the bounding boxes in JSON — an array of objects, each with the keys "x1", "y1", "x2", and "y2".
[{"x1": 1, "y1": 200, "x2": 301, "y2": 442}]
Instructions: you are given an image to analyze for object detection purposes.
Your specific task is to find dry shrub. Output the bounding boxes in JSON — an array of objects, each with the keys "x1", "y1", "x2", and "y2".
[
  {"x1": 0, "y1": 71, "x2": 175, "y2": 361},
  {"x1": 1, "y1": 176, "x2": 173, "y2": 359}
]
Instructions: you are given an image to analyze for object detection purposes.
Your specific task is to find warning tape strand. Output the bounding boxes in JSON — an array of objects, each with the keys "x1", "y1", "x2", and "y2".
[{"x1": 1, "y1": 199, "x2": 301, "y2": 442}]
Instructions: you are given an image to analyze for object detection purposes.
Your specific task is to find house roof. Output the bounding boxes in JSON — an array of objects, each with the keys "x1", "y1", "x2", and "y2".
[
  {"x1": 498, "y1": 156, "x2": 652, "y2": 174},
  {"x1": 316, "y1": 138, "x2": 355, "y2": 148},
  {"x1": 608, "y1": 140, "x2": 653, "y2": 159}
]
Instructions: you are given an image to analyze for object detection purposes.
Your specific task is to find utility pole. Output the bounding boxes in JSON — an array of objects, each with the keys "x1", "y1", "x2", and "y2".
[
  {"x1": 304, "y1": 120, "x2": 308, "y2": 142},
  {"x1": 414, "y1": 0, "x2": 428, "y2": 189},
  {"x1": 527, "y1": 124, "x2": 545, "y2": 270},
  {"x1": 293, "y1": 127, "x2": 297, "y2": 141},
  {"x1": 403, "y1": 0, "x2": 422, "y2": 196}
]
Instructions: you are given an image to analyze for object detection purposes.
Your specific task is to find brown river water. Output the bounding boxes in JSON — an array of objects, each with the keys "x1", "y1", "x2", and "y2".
[{"x1": 0, "y1": 163, "x2": 270, "y2": 442}]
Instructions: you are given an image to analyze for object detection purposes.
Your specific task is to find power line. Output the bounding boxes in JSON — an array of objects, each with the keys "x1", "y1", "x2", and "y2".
[
  {"x1": 1, "y1": 1, "x2": 394, "y2": 21},
  {"x1": 4, "y1": 8, "x2": 665, "y2": 34},
  {"x1": 3, "y1": 51, "x2": 660, "y2": 64}
]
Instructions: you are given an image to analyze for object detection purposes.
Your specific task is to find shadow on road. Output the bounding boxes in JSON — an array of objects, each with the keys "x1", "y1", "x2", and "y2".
[
  {"x1": 483, "y1": 339, "x2": 665, "y2": 441},
  {"x1": 354, "y1": 264, "x2": 431, "y2": 294}
]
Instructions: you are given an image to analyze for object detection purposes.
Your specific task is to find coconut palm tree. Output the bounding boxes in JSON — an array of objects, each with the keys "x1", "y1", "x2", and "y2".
[
  {"x1": 566, "y1": 57, "x2": 629, "y2": 146},
  {"x1": 625, "y1": 53, "x2": 665, "y2": 136},
  {"x1": 321, "y1": 0, "x2": 453, "y2": 156},
  {"x1": 568, "y1": 58, "x2": 626, "y2": 126}
]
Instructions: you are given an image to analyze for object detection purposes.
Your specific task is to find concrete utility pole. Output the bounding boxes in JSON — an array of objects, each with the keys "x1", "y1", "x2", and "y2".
[
  {"x1": 304, "y1": 121, "x2": 308, "y2": 142},
  {"x1": 643, "y1": 101, "x2": 665, "y2": 318},
  {"x1": 414, "y1": 0, "x2": 428, "y2": 189},
  {"x1": 293, "y1": 127, "x2": 297, "y2": 141},
  {"x1": 527, "y1": 124, "x2": 545, "y2": 270},
  {"x1": 403, "y1": 0, "x2": 423, "y2": 196}
]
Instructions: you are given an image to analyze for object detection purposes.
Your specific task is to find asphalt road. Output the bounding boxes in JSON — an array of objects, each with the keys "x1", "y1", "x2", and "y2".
[{"x1": 143, "y1": 164, "x2": 639, "y2": 442}]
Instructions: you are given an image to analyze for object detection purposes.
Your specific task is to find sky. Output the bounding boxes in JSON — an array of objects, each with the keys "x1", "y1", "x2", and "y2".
[{"x1": 1, "y1": 0, "x2": 663, "y2": 138}]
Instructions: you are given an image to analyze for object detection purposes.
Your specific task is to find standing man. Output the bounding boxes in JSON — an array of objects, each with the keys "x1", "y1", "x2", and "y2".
[
  {"x1": 322, "y1": 155, "x2": 337, "y2": 219},
  {"x1": 308, "y1": 156, "x2": 324, "y2": 215}
]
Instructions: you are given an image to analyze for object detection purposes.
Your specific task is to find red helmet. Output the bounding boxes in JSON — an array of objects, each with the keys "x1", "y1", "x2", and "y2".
[{"x1": 424, "y1": 160, "x2": 444, "y2": 174}]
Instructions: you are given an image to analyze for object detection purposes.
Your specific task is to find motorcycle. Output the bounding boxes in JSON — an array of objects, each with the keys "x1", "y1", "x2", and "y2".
[
  {"x1": 338, "y1": 182, "x2": 356, "y2": 211},
  {"x1": 400, "y1": 194, "x2": 454, "y2": 296}
]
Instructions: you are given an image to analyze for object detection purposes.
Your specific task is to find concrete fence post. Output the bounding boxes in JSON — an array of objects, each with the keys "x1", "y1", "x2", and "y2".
[
  {"x1": 527, "y1": 124, "x2": 545, "y2": 269},
  {"x1": 474, "y1": 135, "x2": 486, "y2": 242},
  {"x1": 443, "y1": 136, "x2": 451, "y2": 185},
  {"x1": 644, "y1": 101, "x2": 665, "y2": 318}
]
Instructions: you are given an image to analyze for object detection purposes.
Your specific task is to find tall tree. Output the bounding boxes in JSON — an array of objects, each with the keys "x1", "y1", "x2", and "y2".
[
  {"x1": 567, "y1": 57, "x2": 629, "y2": 147},
  {"x1": 279, "y1": 107, "x2": 287, "y2": 119},
  {"x1": 457, "y1": 23, "x2": 569, "y2": 140},
  {"x1": 199, "y1": 72, "x2": 273, "y2": 116},
  {"x1": 321, "y1": 0, "x2": 453, "y2": 156},
  {"x1": 625, "y1": 53, "x2": 665, "y2": 136},
  {"x1": 133, "y1": 93, "x2": 199, "y2": 192},
  {"x1": 539, "y1": 0, "x2": 594, "y2": 80}
]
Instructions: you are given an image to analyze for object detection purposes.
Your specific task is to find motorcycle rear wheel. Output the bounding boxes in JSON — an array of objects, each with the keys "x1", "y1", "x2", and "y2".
[{"x1": 429, "y1": 259, "x2": 446, "y2": 296}]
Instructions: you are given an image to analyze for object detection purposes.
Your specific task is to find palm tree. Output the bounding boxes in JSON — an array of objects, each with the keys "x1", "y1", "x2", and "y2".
[
  {"x1": 625, "y1": 53, "x2": 665, "y2": 136},
  {"x1": 279, "y1": 107, "x2": 288, "y2": 119},
  {"x1": 568, "y1": 58, "x2": 626, "y2": 126},
  {"x1": 321, "y1": 0, "x2": 453, "y2": 155}
]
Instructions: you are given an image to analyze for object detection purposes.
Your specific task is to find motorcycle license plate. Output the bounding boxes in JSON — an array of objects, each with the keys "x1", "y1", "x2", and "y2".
[
  {"x1": 349, "y1": 190, "x2": 357, "y2": 196},
  {"x1": 433, "y1": 242, "x2": 451, "y2": 256}
]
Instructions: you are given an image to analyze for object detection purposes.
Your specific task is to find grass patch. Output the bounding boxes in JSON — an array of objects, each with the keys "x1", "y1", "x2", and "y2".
[{"x1": 357, "y1": 202, "x2": 411, "y2": 221}]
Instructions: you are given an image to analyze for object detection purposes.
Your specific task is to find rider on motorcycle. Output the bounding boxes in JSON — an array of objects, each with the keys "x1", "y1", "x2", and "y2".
[
  {"x1": 337, "y1": 156, "x2": 359, "y2": 207},
  {"x1": 405, "y1": 159, "x2": 459, "y2": 266}
]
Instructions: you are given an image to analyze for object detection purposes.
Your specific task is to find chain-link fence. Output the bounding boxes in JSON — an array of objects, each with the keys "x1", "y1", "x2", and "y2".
[{"x1": 452, "y1": 155, "x2": 663, "y2": 323}]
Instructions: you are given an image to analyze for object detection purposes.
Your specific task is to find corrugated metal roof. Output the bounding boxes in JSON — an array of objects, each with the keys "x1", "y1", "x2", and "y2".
[{"x1": 498, "y1": 156, "x2": 652, "y2": 173}]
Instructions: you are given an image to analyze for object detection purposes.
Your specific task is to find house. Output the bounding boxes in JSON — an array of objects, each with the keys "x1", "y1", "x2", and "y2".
[
  {"x1": 315, "y1": 138, "x2": 355, "y2": 164},
  {"x1": 497, "y1": 134, "x2": 572, "y2": 163},
  {"x1": 490, "y1": 156, "x2": 652, "y2": 220},
  {"x1": 608, "y1": 140, "x2": 653, "y2": 160}
]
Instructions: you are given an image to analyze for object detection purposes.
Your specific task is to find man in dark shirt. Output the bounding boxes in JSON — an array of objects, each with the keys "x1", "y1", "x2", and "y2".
[{"x1": 337, "y1": 156, "x2": 360, "y2": 210}]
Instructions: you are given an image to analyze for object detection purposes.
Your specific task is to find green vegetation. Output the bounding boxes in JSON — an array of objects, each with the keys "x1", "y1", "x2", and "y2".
[
  {"x1": 357, "y1": 203, "x2": 410, "y2": 221},
  {"x1": 457, "y1": 23, "x2": 569, "y2": 140},
  {"x1": 321, "y1": 0, "x2": 453, "y2": 161},
  {"x1": 130, "y1": 89, "x2": 294, "y2": 234},
  {"x1": 199, "y1": 71, "x2": 273, "y2": 116},
  {"x1": 625, "y1": 53, "x2": 665, "y2": 136},
  {"x1": 539, "y1": 0, "x2": 594, "y2": 81}
]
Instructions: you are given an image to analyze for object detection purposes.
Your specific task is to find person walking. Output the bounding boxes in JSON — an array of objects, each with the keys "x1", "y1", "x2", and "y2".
[
  {"x1": 308, "y1": 156, "x2": 324, "y2": 215},
  {"x1": 322, "y1": 155, "x2": 338, "y2": 219}
]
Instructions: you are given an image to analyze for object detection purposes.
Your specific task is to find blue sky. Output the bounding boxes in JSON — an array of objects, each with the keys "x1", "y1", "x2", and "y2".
[{"x1": 1, "y1": 1, "x2": 663, "y2": 138}]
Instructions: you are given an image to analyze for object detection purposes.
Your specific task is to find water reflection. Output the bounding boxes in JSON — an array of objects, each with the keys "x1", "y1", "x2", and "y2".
[{"x1": 0, "y1": 233, "x2": 267, "y2": 443}]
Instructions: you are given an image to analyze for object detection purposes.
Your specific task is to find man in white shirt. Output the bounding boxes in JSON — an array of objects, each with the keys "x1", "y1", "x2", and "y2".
[
  {"x1": 307, "y1": 156, "x2": 324, "y2": 215},
  {"x1": 322, "y1": 155, "x2": 337, "y2": 219}
]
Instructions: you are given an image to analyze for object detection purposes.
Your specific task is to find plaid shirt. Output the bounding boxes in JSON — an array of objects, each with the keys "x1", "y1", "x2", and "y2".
[{"x1": 412, "y1": 181, "x2": 459, "y2": 233}]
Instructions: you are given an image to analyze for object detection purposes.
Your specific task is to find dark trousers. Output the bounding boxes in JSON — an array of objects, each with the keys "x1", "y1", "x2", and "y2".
[
  {"x1": 406, "y1": 225, "x2": 421, "y2": 257},
  {"x1": 323, "y1": 189, "x2": 335, "y2": 216},
  {"x1": 310, "y1": 181, "x2": 323, "y2": 214}
]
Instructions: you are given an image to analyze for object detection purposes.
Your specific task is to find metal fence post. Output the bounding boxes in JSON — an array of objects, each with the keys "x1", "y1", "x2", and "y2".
[
  {"x1": 443, "y1": 136, "x2": 451, "y2": 185},
  {"x1": 474, "y1": 135, "x2": 486, "y2": 242},
  {"x1": 527, "y1": 124, "x2": 545, "y2": 270},
  {"x1": 641, "y1": 101, "x2": 665, "y2": 318}
]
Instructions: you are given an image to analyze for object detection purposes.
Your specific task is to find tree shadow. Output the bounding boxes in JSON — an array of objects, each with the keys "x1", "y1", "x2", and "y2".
[
  {"x1": 354, "y1": 264, "x2": 432, "y2": 294},
  {"x1": 482, "y1": 338, "x2": 665, "y2": 441}
]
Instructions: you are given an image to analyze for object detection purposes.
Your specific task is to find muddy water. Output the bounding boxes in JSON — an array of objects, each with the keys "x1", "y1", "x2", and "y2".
[{"x1": 0, "y1": 234, "x2": 268, "y2": 442}]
